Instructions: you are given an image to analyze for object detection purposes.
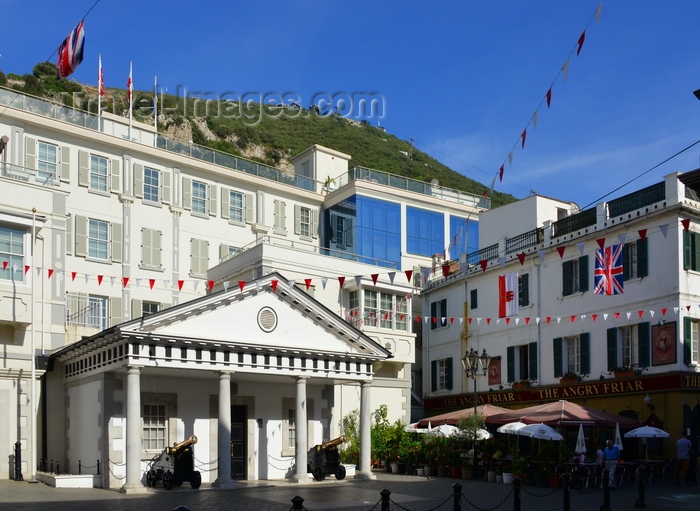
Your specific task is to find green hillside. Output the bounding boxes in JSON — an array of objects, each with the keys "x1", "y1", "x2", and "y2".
[{"x1": 0, "y1": 62, "x2": 517, "y2": 208}]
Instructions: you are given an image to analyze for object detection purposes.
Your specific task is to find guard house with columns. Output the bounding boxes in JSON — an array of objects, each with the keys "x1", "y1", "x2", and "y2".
[{"x1": 47, "y1": 272, "x2": 389, "y2": 491}]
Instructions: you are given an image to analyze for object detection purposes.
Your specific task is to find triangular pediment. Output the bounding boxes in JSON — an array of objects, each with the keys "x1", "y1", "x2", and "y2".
[{"x1": 119, "y1": 273, "x2": 389, "y2": 360}]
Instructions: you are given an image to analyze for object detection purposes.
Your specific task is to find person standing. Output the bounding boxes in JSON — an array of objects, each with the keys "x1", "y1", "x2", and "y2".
[
  {"x1": 603, "y1": 439, "x2": 620, "y2": 488},
  {"x1": 676, "y1": 433, "x2": 692, "y2": 484}
]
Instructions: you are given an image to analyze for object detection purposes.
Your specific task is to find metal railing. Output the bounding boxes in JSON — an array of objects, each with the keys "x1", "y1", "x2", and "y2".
[
  {"x1": 607, "y1": 181, "x2": 665, "y2": 217},
  {"x1": 551, "y1": 208, "x2": 597, "y2": 238},
  {"x1": 466, "y1": 243, "x2": 499, "y2": 266},
  {"x1": 506, "y1": 227, "x2": 544, "y2": 254}
]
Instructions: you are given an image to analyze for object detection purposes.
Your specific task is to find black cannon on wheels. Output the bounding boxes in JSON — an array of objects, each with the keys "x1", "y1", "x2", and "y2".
[
  {"x1": 145, "y1": 435, "x2": 202, "y2": 490},
  {"x1": 307, "y1": 436, "x2": 346, "y2": 481}
]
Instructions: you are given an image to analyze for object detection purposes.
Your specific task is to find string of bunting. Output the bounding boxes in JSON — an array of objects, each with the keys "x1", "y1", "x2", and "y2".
[
  {"x1": 489, "y1": 1, "x2": 604, "y2": 197},
  {"x1": 0, "y1": 217, "x2": 686, "y2": 294}
]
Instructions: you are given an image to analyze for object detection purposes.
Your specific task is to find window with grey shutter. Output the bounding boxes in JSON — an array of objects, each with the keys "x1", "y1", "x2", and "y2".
[
  {"x1": 245, "y1": 193, "x2": 254, "y2": 224},
  {"x1": 60, "y1": 145, "x2": 70, "y2": 183},
  {"x1": 182, "y1": 177, "x2": 192, "y2": 210},
  {"x1": 75, "y1": 215, "x2": 87, "y2": 257},
  {"x1": 111, "y1": 222, "x2": 123, "y2": 263},
  {"x1": 209, "y1": 184, "x2": 217, "y2": 217},
  {"x1": 190, "y1": 238, "x2": 208, "y2": 277},
  {"x1": 25, "y1": 136, "x2": 36, "y2": 170},
  {"x1": 221, "y1": 188, "x2": 230, "y2": 219},
  {"x1": 109, "y1": 296, "x2": 123, "y2": 326},
  {"x1": 162, "y1": 170, "x2": 171, "y2": 204},
  {"x1": 274, "y1": 199, "x2": 286, "y2": 233},
  {"x1": 110, "y1": 158, "x2": 121, "y2": 193},
  {"x1": 141, "y1": 228, "x2": 162, "y2": 269},
  {"x1": 78, "y1": 150, "x2": 89, "y2": 187},
  {"x1": 133, "y1": 163, "x2": 144, "y2": 198}
]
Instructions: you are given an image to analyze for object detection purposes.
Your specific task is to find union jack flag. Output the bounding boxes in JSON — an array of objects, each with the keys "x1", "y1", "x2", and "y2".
[
  {"x1": 594, "y1": 243, "x2": 624, "y2": 295},
  {"x1": 57, "y1": 20, "x2": 86, "y2": 79}
]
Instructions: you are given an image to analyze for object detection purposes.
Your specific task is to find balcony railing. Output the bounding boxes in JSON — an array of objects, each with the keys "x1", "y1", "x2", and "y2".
[
  {"x1": 506, "y1": 227, "x2": 544, "y2": 254},
  {"x1": 551, "y1": 207, "x2": 597, "y2": 238},
  {"x1": 344, "y1": 166, "x2": 488, "y2": 209},
  {"x1": 607, "y1": 181, "x2": 665, "y2": 217},
  {"x1": 466, "y1": 243, "x2": 499, "y2": 266}
]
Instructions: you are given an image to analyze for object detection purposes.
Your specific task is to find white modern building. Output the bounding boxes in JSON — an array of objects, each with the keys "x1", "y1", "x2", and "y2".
[
  {"x1": 421, "y1": 173, "x2": 700, "y2": 460},
  {"x1": 0, "y1": 85, "x2": 484, "y2": 488}
]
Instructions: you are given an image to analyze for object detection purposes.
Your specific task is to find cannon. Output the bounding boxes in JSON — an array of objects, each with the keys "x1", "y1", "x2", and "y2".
[
  {"x1": 145, "y1": 435, "x2": 202, "y2": 490},
  {"x1": 307, "y1": 436, "x2": 346, "y2": 481}
]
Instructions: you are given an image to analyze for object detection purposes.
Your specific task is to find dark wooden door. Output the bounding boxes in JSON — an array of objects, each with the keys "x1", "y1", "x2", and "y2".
[{"x1": 231, "y1": 405, "x2": 247, "y2": 479}]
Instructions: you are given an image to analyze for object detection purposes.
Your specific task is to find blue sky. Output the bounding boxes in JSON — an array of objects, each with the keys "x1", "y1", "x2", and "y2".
[{"x1": 2, "y1": 0, "x2": 700, "y2": 208}]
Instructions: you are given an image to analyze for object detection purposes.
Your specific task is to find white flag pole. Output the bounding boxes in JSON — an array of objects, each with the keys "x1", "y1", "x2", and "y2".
[{"x1": 128, "y1": 61, "x2": 133, "y2": 139}]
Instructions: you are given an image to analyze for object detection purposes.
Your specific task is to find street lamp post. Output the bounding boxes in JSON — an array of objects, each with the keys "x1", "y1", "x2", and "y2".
[{"x1": 462, "y1": 347, "x2": 491, "y2": 476}]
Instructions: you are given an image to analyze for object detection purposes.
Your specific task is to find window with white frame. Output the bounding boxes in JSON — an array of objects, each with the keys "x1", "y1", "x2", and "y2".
[
  {"x1": 518, "y1": 273, "x2": 530, "y2": 307},
  {"x1": 142, "y1": 403, "x2": 166, "y2": 451},
  {"x1": 66, "y1": 293, "x2": 108, "y2": 329},
  {"x1": 623, "y1": 240, "x2": 648, "y2": 280},
  {"x1": 192, "y1": 180, "x2": 207, "y2": 214},
  {"x1": 229, "y1": 190, "x2": 244, "y2": 223},
  {"x1": 142, "y1": 301, "x2": 160, "y2": 317},
  {"x1": 88, "y1": 219, "x2": 109, "y2": 260},
  {"x1": 430, "y1": 357, "x2": 453, "y2": 391},
  {"x1": 36, "y1": 141, "x2": 57, "y2": 185},
  {"x1": 562, "y1": 256, "x2": 588, "y2": 296},
  {"x1": 143, "y1": 167, "x2": 160, "y2": 203},
  {"x1": 395, "y1": 296, "x2": 408, "y2": 331},
  {"x1": 349, "y1": 290, "x2": 359, "y2": 321},
  {"x1": 620, "y1": 325, "x2": 638, "y2": 368},
  {"x1": 281, "y1": 398, "x2": 296, "y2": 456},
  {"x1": 379, "y1": 292, "x2": 393, "y2": 328},
  {"x1": 691, "y1": 319, "x2": 699, "y2": 364},
  {"x1": 90, "y1": 154, "x2": 109, "y2": 192},
  {"x1": 364, "y1": 290, "x2": 378, "y2": 327},
  {"x1": 0, "y1": 225, "x2": 24, "y2": 282},
  {"x1": 430, "y1": 298, "x2": 448, "y2": 330},
  {"x1": 299, "y1": 206, "x2": 311, "y2": 237},
  {"x1": 565, "y1": 336, "x2": 580, "y2": 374}
]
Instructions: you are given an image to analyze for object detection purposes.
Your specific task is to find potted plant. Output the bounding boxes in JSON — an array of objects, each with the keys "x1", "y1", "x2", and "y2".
[
  {"x1": 613, "y1": 366, "x2": 636, "y2": 378},
  {"x1": 511, "y1": 379, "x2": 530, "y2": 389},
  {"x1": 559, "y1": 371, "x2": 581, "y2": 384},
  {"x1": 512, "y1": 453, "x2": 529, "y2": 481},
  {"x1": 496, "y1": 468, "x2": 504, "y2": 483}
]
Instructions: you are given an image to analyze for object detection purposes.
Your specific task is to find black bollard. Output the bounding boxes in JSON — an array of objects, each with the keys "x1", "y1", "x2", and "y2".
[
  {"x1": 13, "y1": 442, "x2": 23, "y2": 481},
  {"x1": 380, "y1": 489, "x2": 391, "y2": 511},
  {"x1": 452, "y1": 483, "x2": 462, "y2": 511},
  {"x1": 563, "y1": 472, "x2": 571, "y2": 511},
  {"x1": 97, "y1": 460, "x2": 100, "y2": 475},
  {"x1": 79, "y1": 460, "x2": 82, "y2": 474},
  {"x1": 290, "y1": 496, "x2": 305, "y2": 510},
  {"x1": 600, "y1": 468, "x2": 612, "y2": 511},
  {"x1": 635, "y1": 465, "x2": 646, "y2": 508},
  {"x1": 513, "y1": 477, "x2": 521, "y2": 511}
]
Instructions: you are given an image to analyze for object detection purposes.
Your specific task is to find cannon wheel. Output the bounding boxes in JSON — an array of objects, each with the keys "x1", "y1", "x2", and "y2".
[
  {"x1": 163, "y1": 472, "x2": 175, "y2": 490},
  {"x1": 146, "y1": 469, "x2": 157, "y2": 487},
  {"x1": 190, "y1": 471, "x2": 202, "y2": 489},
  {"x1": 313, "y1": 467, "x2": 326, "y2": 481},
  {"x1": 335, "y1": 465, "x2": 346, "y2": 480}
]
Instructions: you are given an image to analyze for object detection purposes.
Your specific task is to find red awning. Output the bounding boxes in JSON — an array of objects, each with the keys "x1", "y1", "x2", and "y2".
[
  {"x1": 485, "y1": 400, "x2": 642, "y2": 428},
  {"x1": 417, "y1": 404, "x2": 512, "y2": 428}
]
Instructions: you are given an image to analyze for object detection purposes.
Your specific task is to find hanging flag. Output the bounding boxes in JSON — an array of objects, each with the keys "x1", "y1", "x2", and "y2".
[
  {"x1": 57, "y1": 20, "x2": 86, "y2": 78},
  {"x1": 98, "y1": 54, "x2": 104, "y2": 99},
  {"x1": 546, "y1": 88, "x2": 552, "y2": 107},
  {"x1": 498, "y1": 271, "x2": 519, "y2": 318},
  {"x1": 577, "y1": 31, "x2": 586, "y2": 56},
  {"x1": 127, "y1": 62, "x2": 133, "y2": 110},
  {"x1": 499, "y1": 164, "x2": 504, "y2": 182},
  {"x1": 521, "y1": 128, "x2": 527, "y2": 149},
  {"x1": 594, "y1": 243, "x2": 624, "y2": 295}
]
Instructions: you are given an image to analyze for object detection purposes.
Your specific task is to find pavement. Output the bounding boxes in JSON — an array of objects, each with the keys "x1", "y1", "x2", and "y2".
[{"x1": 0, "y1": 471, "x2": 698, "y2": 511}]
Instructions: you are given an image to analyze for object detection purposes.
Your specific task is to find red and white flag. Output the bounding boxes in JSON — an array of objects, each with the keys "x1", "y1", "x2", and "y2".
[
  {"x1": 98, "y1": 55, "x2": 104, "y2": 98},
  {"x1": 126, "y1": 62, "x2": 133, "y2": 109},
  {"x1": 498, "y1": 271, "x2": 519, "y2": 318},
  {"x1": 57, "y1": 19, "x2": 86, "y2": 78}
]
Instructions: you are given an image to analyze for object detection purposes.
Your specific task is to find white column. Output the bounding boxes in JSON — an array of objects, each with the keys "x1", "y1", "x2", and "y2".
[
  {"x1": 292, "y1": 376, "x2": 311, "y2": 482},
  {"x1": 213, "y1": 371, "x2": 236, "y2": 488},
  {"x1": 355, "y1": 380, "x2": 375, "y2": 479},
  {"x1": 121, "y1": 365, "x2": 146, "y2": 493}
]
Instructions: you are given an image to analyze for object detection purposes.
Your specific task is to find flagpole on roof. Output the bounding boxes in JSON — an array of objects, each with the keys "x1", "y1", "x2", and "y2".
[
  {"x1": 154, "y1": 75, "x2": 158, "y2": 143},
  {"x1": 97, "y1": 54, "x2": 103, "y2": 127},
  {"x1": 128, "y1": 61, "x2": 133, "y2": 139}
]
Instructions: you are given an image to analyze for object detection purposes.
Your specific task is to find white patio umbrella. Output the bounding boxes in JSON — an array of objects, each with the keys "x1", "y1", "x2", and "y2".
[
  {"x1": 428, "y1": 424, "x2": 459, "y2": 437},
  {"x1": 497, "y1": 422, "x2": 528, "y2": 434},
  {"x1": 517, "y1": 423, "x2": 563, "y2": 441},
  {"x1": 624, "y1": 426, "x2": 669, "y2": 460},
  {"x1": 614, "y1": 422, "x2": 624, "y2": 451},
  {"x1": 624, "y1": 426, "x2": 670, "y2": 438},
  {"x1": 575, "y1": 424, "x2": 587, "y2": 454},
  {"x1": 460, "y1": 428, "x2": 493, "y2": 441}
]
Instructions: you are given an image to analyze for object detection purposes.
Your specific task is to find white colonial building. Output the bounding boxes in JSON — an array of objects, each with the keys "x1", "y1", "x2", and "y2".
[
  {"x1": 421, "y1": 172, "x2": 700, "y2": 460},
  {"x1": 0, "y1": 85, "x2": 484, "y2": 488}
]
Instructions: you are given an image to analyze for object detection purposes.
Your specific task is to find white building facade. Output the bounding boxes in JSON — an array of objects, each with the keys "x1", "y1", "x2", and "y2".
[
  {"x1": 0, "y1": 85, "x2": 484, "y2": 486},
  {"x1": 421, "y1": 172, "x2": 700, "y2": 460}
]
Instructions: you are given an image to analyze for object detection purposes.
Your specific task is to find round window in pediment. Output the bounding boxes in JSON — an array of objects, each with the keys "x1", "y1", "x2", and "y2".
[{"x1": 257, "y1": 306, "x2": 278, "y2": 333}]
